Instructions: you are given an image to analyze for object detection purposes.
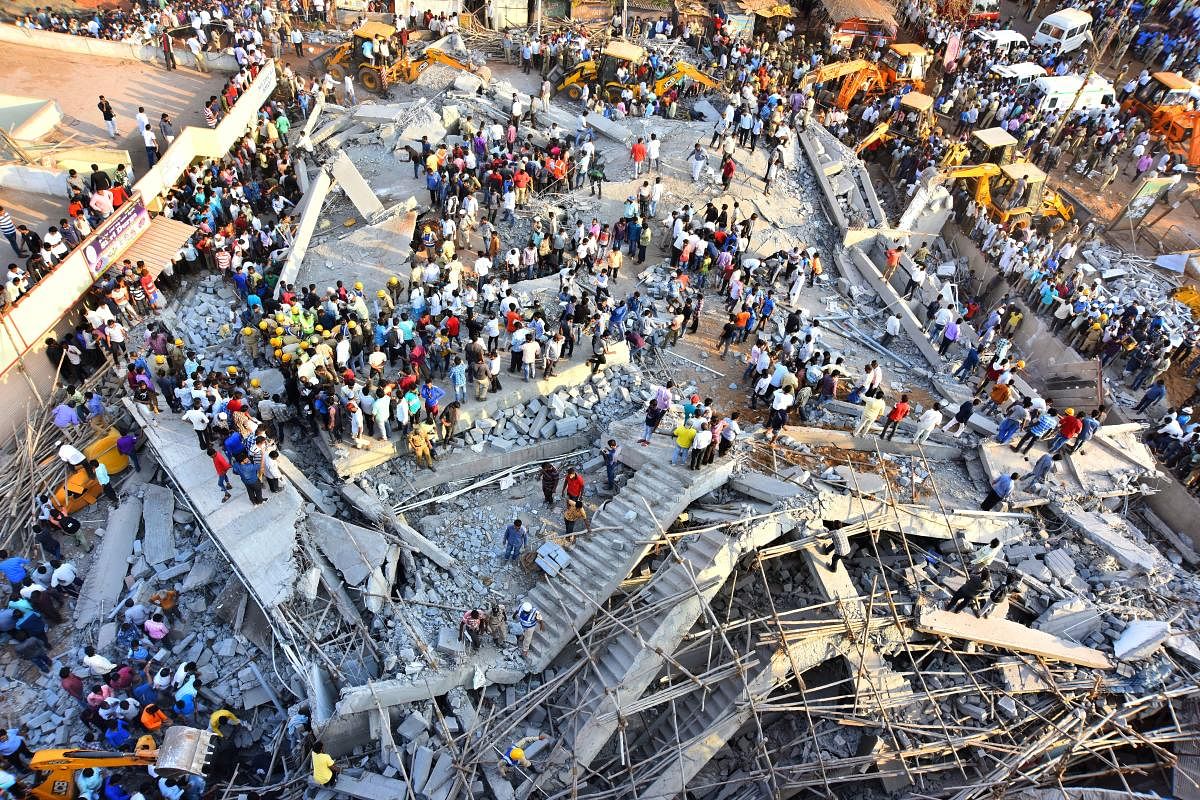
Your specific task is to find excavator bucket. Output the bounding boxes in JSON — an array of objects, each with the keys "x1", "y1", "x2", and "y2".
[{"x1": 155, "y1": 727, "x2": 214, "y2": 778}]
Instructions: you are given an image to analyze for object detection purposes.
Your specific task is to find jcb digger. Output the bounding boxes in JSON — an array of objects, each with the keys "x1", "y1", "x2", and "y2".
[
  {"x1": 29, "y1": 727, "x2": 213, "y2": 800},
  {"x1": 552, "y1": 40, "x2": 718, "y2": 101},
  {"x1": 801, "y1": 45, "x2": 931, "y2": 110},
  {"x1": 311, "y1": 22, "x2": 490, "y2": 93},
  {"x1": 938, "y1": 161, "x2": 1074, "y2": 229},
  {"x1": 855, "y1": 91, "x2": 938, "y2": 155}
]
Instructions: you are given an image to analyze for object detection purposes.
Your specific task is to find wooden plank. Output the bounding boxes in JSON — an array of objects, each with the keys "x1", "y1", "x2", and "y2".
[{"x1": 916, "y1": 606, "x2": 1113, "y2": 669}]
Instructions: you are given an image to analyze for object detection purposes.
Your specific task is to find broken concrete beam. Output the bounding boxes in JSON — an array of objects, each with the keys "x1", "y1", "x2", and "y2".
[
  {"x1": 308, "y1": 512, "x2": 390, "y2": 586},
  {"x1": 916, "y1": 605, "x2": 1112, "y2": 669},
  {"x1": 323, "y1": 770, "x2": 410, "y2": 800},
  {"x1": 140, "y1": 484, "x2": 175, "y2": 566},
  {"x1": 849, "y1": 245, "x2": 945, "y2": 369},
  {"x1": 1049, "y1": 504, "x2": 1162, "y2": 574},
  {"x1": 330, "y1": 149, "x2": 384, "y2": 219},
  {"x1": 1033, "y1": 597, "x2": 1103, "y2": 641},
  {"x1": 730, "y1": 473, "x2": 808, "y2": 503},
  {"x1": 410, "y1": 744, "x2": 434, "y2": 790},
  {"x1": 338, "y1": 483, "x2": 457, "y2": 571},
  {"x1": 778, "y1": 424, "x2": 963, "y2": 461},
  {"x1": 75, "y1": 498, "x2": 143, "y2": 626}
]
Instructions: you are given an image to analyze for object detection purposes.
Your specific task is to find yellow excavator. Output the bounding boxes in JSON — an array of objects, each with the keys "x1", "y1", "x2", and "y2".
[
  {"x1": 855, "y1": 91, "x2": 937, "y2": 155},
  {"x1": 312, "y1": 22, "x2": 490, "y2": 93},
  {"x1": 939, "y1": 126, "x2": 1021, "y2": 168},
  {"x1": 552, "y1": 40, "x2": 718, "y2": 101},
  {"x1": 802, "y1": 45, "x2": 930, "y2": 110},
  {"x1": 29, "y1": 727, "x2": 213, "y2": 800},
  {"x1": 940, "y1": 161, "x2": 1074, "y2": 229}
]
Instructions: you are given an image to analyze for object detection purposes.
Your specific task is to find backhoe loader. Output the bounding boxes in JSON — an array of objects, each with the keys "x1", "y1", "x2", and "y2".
[
  {"x1": 801, "y1": 45, "x2": 930, "y2": 110},
  {"x1": 855, "y1": 91, "x2": 937, "y2": 154},
  {"x1": 939, "y1": 161, "x2": 1074, "y2": 229},
  {"x1": 311, "y1": 23, "x2": 490, "y2": 93},
  {"x1": 29, "y1": 726, "x2": 213, "y2": 800},
  {"x1": 552, "y1": 40, "x2": 718, "y2": 101}
]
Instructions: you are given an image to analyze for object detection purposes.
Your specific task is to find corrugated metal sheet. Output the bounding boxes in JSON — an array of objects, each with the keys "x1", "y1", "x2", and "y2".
[{"x1": 115, "y1": 215, "x2": 194, "y2": 277}]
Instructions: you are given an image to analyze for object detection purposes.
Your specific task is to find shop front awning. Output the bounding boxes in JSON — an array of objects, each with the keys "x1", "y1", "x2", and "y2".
[{"x1": 115, "y1": 216, "x2": 195, "y2": 277}]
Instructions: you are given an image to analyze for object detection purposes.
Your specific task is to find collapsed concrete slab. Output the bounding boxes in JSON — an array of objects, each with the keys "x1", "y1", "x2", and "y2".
[
  {"x1": 330, "y1": 149, "x2": 385, "y2": 219},
  {"x1": 140, "y1": 484, "x2": 175, "y2": 566},
  {"x1": 309, "y1": 512, "x2": 390, "y2": 587},
  {"x1": 916, "y1": 605, "x2": 1113, "y2": 669},
  {"x1": 75, "y1": 498, "x2": 143, "y2": 626}
]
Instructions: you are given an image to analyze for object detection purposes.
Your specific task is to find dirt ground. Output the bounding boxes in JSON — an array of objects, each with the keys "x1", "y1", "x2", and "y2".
[{"x1": 0, "y1": 40, "x2": 226, "y2": 232}]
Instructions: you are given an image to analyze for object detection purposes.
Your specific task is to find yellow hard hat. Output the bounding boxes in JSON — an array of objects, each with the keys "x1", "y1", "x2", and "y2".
[
  {"x1": 242, "y1": 326, "x2": 254, "y2": 335},
  {"x1": 281, "y1": 353, "x2": 291, "y2": 362},
  {"x1": 250, "y1": 378, "x2": 261, "y2": 388},
  {"x1": 1015, "y1": 360, "x2": 1025, "y2": 368},
  {"x1": 258, "y1": 320, "x2": 269, "y2": 330},
  {"x1": 354, "y1": 281, "x2": 364, "y2": 291},
  {"x1": 1091, "y1": 322, "x2": 1101, "y2": 330},
  {"x1": 388, "y1": 276, "x2": 399, "y2": 285},
  {"x1": 275, "y1": 312, "x2": 286, "y2": 322},
  {"x1": 275, "y1": 327, "x2": 284, "y2": 336},
  {"x1": 510, "y1": 748, "x2": 525, "y2": 761},
  {"x1": 227, "y1": 366, "x2": 239, "y2": 375},
  {"x1": 174, "y1": 338, "x2": 184, "y2": 346},
  {"x1": 1099, "y1": 313, "x2": 1109, "y2": 322},
  {"x1": 299, "y1": 342, "x2": 309, "y2": 351},
  {"x1": 155, "y1": 355, "x2": 166, "y2": 364},
  {"x1": 1065, "y1": 407, "x2": 1075, "y2": 416},
  {"x1": 322, "y1": 330, "x2": 332, "y2": 339},
  {"x1": 348, "y1": 320, "x2": 357, "y2": 329},
  {"x1": 315, "y1": 325, "x2": 324, "y2": 333},
  {"x1": 377, "y1": 290, "x2": 388, "y2": 298},
  {"x1": 269, "y1": 337, "x2": 282, "y2": 347}
]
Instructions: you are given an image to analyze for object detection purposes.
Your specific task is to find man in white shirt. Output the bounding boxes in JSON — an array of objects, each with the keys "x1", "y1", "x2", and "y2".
[
  {"x1": 142, "y1": 124, "x2": 160, "y2": 167},
  {"x1": 912, "y1": 402, "x2": 942, "y2": 444}
]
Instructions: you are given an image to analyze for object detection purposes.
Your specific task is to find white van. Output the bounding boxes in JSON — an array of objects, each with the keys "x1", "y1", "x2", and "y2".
[
  {"x1": 1029, "y1": 74, "x2": 1116, "y2": 114},
  {"x1": 991, "y1": 61, "x2": 1049, "y2": 92},
  {"x1": 1032, "y1": 8, "x2": 1093, "y2": 54},
  {"x1": 971, "y1": 29, "x2": 1030, "y2": 54}
]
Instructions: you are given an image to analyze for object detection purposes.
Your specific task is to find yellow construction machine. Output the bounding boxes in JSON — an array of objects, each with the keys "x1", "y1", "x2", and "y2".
[
  {"x1": 802, "y1": 45, "x2": 930, "y2": 110},
  {"x1": 939, "y1": 126, "x2": 1021, "y2": 167},
  {"x1": 940, "y1": 161, "x2": 1074, "y2": 229},
  {"x1": 553, "y1": 40, "x2": 718, "y2": 101},
  {"x1": 29, "y1": 727, "x2": 213, "y2": 800},
  {"x1": 312, "y1": 22, "x2": 490, "y2": 93},
  {"x1": 855, "y1": 91, "x2": 937, "y2": 154}
]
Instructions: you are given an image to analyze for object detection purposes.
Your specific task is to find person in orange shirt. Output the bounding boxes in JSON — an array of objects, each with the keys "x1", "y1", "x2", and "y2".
[
  {"x1": 140, "y1": 703, "x2": 170, "y2": 730},
  {"x1": 631, "y1": 137, "x2": 648, "y2": 178}
]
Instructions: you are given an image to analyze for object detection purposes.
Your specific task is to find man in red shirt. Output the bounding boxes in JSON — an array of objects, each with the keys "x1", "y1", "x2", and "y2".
[
  {"x1": 631, "y1": 137, "x2": 648, "y2": 177},
  {"x1": 562, "y1": 468, "x2": 584, "y2": 502},
  {"x1": 208, "y1": 446, "x2": 232, "y2": 503},
  {"x1": 883, "y1": 245, "x2": 904, "y2": 281},
  {"x1": 721, "y1": 156, "x2": 736, "y2": 190},
  {"x1": 879, "y1": 394, "x2": 910, "y2": 441},
  {"x1": 1049, "y1": 408, "x2": 1083, "y2": 453}
]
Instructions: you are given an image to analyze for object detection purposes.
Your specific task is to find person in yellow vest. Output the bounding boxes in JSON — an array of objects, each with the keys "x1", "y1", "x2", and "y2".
[
  {"x1": 497, "y1": 734, "x2": 547, "y2": 778},
  {"x1": 210, "y1": 708, "x2": 242, "y2": 737}
]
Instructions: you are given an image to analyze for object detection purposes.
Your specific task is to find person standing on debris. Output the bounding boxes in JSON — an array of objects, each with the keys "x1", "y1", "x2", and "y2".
[
  {"x1": 947, "y1": 568, "x2": 991, "y2": 615},
  {"x1": 631, "y1": 137, "x2": 648, "y2": 178},
  {"x1": 501, "y1": 519, "x2": 526, "y2": 561},
  {"x1": 563, "y1": 499, "x2": 590, "y2": 535},
  {"x1": 513, "y1": 601, "x2": 543, "y2": 657},
  {"x1": 231, "y1": 453, "x2": 265, "y2": 506},
  {"x1": 1022, "y1": 452, "x2": 1062, "y2": 489},
  {"x1": 562, "y1": 468, "x2": 584, "y2": 503},
  {"x1": 88, "y1": 459, "x2": 118, "y2": 503},
  {"x1": 540, "y1": 463, "x2": 560, "y2": 505},
  {"x1": 981, "y1": 473, "x2": 1017, "y2": 512},
  {"x1": 408, "y1": 425, "x2": 435, "y2": 472},
  {"x1": 459, "y1": 609, "x2": 486, "y2": 651},
  {"x1": 688, "y1": 143, "x2": 708, "y2": 183},
  {"x1": 601, "y1": 439, "x2": 621, "y2": 489},
  {"x1": 879, "y1": 394, "x2": 910, "y2": 441},
  {"x1": 689, "y1": 423, "x2": 712, "y2": 470},
  {"x1": 853, "y1": 388, "x2": 886, "y2": 437},
  {"x1": 498, "y1": 734, "x2": 548, "y2": 778},
  {"x1": 819, "y1": 520, "x2": 851, "y2": 570},
  {"x1": 912, "y1": 402, "x2": 943, "y2": 445},
  {"x1": 941, "y1": 399, "x2": 977, "y2": 439}
]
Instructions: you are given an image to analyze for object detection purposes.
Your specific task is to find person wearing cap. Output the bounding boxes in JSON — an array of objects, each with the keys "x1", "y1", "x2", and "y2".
[
  {"x1": 1047, "y1": 408, "x2": 1084, "y2": 454},
  {"x1": 512, "y1": 601, "x2": 544, "y2": 656},
  {"x1": 498, "y1": 734, "x2": 547, "y2": 778}
]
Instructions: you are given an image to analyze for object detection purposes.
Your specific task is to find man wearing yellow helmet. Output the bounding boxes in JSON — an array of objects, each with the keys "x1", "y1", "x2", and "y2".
[
  {"x1": 241, "y1": 325, "x2": 260, "y2": 362},
  {"x1": 387, "y1": 275, "x2": 403, "y2": 306},
  {"x1": 497, "y1": 734, "x2": 547, "y2": 778}
]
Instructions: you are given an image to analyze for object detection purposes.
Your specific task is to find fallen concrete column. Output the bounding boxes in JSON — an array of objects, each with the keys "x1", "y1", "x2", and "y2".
[
  {"x1": 278, "y1": 166, "x2": 332, "y2": 290},
  {"x1": 338, "y1": 482, "x2": 458, "y2": 571},
  {"x1": 330, "y1": 149, "x2": 384, "y2": 219},
  {"x1": 75, "y1": 498, "x2": 143, "y2": 626},
  {"x1": 848, "y1": 244, "x2": 944, "y2": 370},
  {"x1": 915, "y1": 605, "x2": 1113, "y2": 669}
]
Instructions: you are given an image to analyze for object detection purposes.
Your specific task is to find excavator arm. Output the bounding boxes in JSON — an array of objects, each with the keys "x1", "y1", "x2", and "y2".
[
  {"x1": 30, "y1": 728, "x2": 213, "y2": 800},
  {"x1": 799, "y1": 59, "x2": 873, "y2": 91},
  {"x1": 669, "y1": 62, "x2": 719, "y2": 90},
  {"x1": 855, "y1": 122, "x2": 890, "y2": 155}
]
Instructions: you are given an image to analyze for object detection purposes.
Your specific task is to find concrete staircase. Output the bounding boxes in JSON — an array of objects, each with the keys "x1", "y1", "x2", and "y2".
[
  {"x1": 524, "y1": 458, "x2": 734, "y2": 672},
  {"x1": 528, "y1": 514, "x2": 796, "y2": 796}
]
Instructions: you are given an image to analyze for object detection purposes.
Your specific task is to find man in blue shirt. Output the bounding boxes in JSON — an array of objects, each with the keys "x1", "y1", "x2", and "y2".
[
  {"x1": 0, "y1": 552, "x2": 30, "y2": 585},
  {"x1": 1071, "y1": 408, "x2": 1104, "y2": 455},
  {"x1": 501, "y1": 519, "x2": 525, "y2": 561},
  {"x1": 232, "y1": 454, "x2": 264, "y2": 505},
  {"x1": 1012, "y1": 410, "x2": 1057, "y2": 455},
  {"x1": 982, "y1": 472, "x2": 1018, "y2": 511}
]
